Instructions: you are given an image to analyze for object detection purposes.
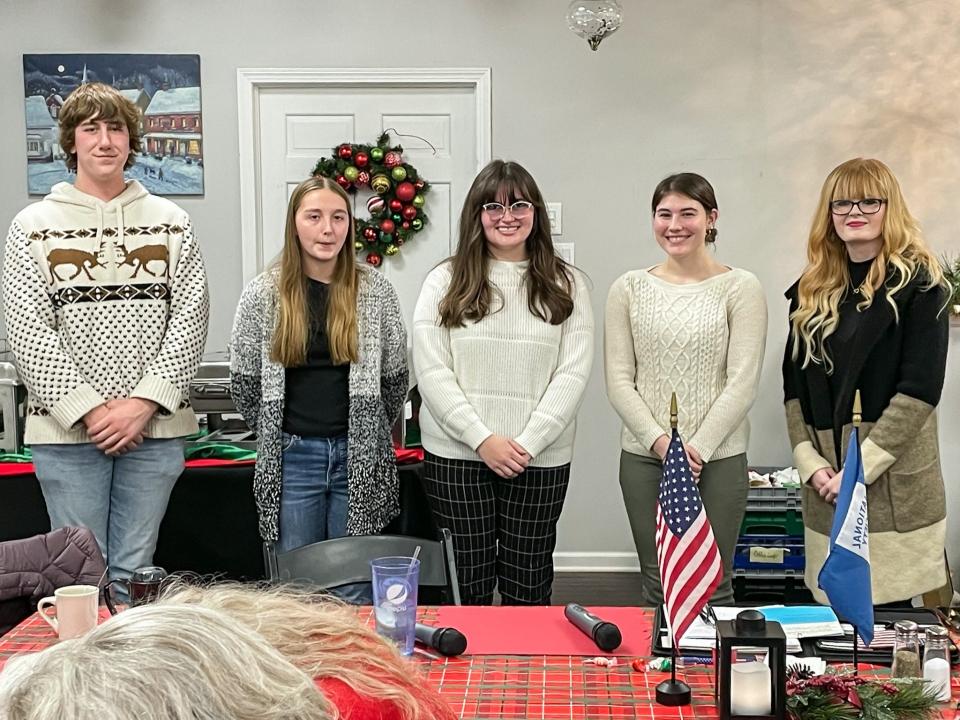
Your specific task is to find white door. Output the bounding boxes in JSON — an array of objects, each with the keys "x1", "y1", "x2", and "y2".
[{"x1": 243, "y1": 71, "x2": 490, "y2": 339}]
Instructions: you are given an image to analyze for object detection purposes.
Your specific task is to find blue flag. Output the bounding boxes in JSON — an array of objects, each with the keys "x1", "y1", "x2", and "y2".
[{"x1": 818, "y1": 428, "x2": 874, "y2": 645}]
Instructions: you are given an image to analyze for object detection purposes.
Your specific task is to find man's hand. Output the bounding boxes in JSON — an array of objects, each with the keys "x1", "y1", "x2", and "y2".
[
  {"x1": 86, "y1": 398, "x2": 158, "y2": 455},
  {"x1": 477, "y1": 435, "x2": 530, "y2": 479}
]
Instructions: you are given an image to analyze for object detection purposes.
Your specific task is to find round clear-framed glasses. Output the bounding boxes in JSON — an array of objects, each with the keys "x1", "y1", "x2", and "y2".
[
  {"x1": 829, "y1": 198, "x2": 886, "y2": 216},
  {"x1": 481, "y1": 201, "x2": 535, "y2": 221}
]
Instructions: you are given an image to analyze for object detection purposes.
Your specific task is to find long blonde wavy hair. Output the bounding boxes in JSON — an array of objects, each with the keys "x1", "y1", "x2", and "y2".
[
  {"x1": 790, "y1": 158, "x2": 944, "y2": 372},
  {"x1": 271, "y1": 176, "x2": 359, "y2": 367},
  {"x1": 158, "y1": 582, "x2": 457, "y2": 720}
]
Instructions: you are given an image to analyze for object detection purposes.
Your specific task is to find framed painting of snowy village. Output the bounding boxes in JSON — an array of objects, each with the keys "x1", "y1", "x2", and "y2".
[{"x1": 23, "y1": 53, "x2": 204, "y2": 196}]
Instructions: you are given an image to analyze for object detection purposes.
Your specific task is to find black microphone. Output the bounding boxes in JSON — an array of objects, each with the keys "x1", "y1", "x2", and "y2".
[
  {"x1": 564, "y1": 603, "x2": 622, "y2": 652},
  {"x1": 414, "y1": 622, "x2": 468, "y2": 657}
]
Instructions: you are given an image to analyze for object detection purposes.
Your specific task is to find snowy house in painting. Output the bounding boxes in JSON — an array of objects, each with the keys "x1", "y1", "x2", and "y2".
[
  {"x1": 25, "y1": 95, "x2": 58, "y2": 162},
  {"x1": 143, "y1": 87, "x2": 202, "y2": 160}
]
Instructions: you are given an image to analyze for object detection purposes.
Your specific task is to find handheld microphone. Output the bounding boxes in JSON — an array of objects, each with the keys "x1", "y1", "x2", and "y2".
[
  {"x1": 564, "y1": 603, "x2": 622, "y2": 652},
  {"x1": 414, "y1": 622, "x2": 468, "y2": 657}
]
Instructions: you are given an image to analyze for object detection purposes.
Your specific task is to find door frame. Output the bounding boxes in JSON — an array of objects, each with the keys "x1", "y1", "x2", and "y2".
[{"x1": 236, "y1": 67, "x2": 492, "y2": 283}]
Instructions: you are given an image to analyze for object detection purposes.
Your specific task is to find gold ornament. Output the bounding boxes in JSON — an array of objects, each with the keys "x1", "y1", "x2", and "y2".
[{"x1": 371, "y1": 174, "x2": 391, "y2": 194}]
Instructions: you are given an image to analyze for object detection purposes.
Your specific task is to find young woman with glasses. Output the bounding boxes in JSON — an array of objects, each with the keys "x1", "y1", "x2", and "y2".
[
  {"x1": 783, "y1": 157, "x2": 949, "y2": 606},
  {"x1": 413, "y1": 160, "x2": 594, "y2": 605},
  {"x1": 604, "y1": 172, "x2": 767, "y2": 606},
  {"x1": 230, "y1": 177, "x2": 408, "y2": 588}
]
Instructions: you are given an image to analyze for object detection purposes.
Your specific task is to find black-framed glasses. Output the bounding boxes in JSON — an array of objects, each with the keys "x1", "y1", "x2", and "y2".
[
  {"x1": 481, "y1": 201, "x2": 534, "y2": 221},
  {"x1": 830, "y1": 198, "x2": 886, "y2": 216}
]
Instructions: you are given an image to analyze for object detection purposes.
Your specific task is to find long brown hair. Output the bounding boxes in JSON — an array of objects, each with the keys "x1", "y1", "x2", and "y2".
[
  {"x1": 271, "y1": 176, "x2": 359, "y2": 366},
  {"x1": 790, "y1": 158, "x2": 944, "y2": 372},
  {"x1": 439, "y1": 160, "x2": 574, "y2": 327}
]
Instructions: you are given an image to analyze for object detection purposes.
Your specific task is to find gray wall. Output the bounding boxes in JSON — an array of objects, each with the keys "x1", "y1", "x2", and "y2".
[{"x1": 2, "y1": 0, "x2": 958, "y2": 578}]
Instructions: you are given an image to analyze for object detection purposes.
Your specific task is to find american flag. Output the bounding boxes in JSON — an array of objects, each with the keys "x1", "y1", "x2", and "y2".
[{"x1": 656, "y1": 428, "x2": 723, "y2": 644}]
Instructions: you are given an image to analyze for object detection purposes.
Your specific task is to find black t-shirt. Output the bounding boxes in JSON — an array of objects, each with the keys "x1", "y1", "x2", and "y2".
[{"x1": 283, "y1": 279, "x2": 350, "y2": 437}]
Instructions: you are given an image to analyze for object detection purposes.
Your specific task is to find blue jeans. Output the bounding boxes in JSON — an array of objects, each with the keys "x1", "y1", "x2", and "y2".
[
  {"x1": 31, "y1": 439, "x2": 184, "y2": 598},
  {"x1": 279, "y1": 433, "x2": 370, "y2": 603}
]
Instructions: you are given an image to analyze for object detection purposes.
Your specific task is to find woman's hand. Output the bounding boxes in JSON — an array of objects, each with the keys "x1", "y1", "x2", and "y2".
[
  {"x1": 651, "y1": 434, "x2": 670, "y2": 460},
  {"x1": 685, "y1": 445, "x2": 703, "y2": 483},
  {"x1": 478, "y1": 435, "x2": 530, "y2": 478},
  {"x1": 809, "y1": 467, "x2": 839, "y2": 503}
]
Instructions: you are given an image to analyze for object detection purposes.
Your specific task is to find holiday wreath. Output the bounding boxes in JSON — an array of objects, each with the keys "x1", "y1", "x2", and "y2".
[{"x1": 312, "y1": 132, "x2": 430, "y2": 267}]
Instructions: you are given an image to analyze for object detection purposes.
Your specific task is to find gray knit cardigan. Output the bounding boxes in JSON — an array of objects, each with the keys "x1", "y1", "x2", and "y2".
[{"x1": 229, "y1": 265, "x2": 408, "y2": 541}]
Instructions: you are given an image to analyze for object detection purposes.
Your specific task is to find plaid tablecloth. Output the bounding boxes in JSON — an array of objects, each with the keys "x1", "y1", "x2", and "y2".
[{"x1": 3, "y1": 608, "x2": 957, "y2": 720}]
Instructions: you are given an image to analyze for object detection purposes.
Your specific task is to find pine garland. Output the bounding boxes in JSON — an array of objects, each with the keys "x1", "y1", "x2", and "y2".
[{"x1": 786, "y1": 668, "x2": 942, "y2": 720}]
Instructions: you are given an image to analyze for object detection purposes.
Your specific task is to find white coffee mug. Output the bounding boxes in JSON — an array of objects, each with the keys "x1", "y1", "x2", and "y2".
[{"x1": 37, "y1": 584, "x2": 99, "y2": 640}]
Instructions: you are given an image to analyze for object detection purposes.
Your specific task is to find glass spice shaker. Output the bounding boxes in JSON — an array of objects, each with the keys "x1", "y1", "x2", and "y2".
[
  {"x1": 891, "y1": 620, "x2": 921, "y2": 679},
  {"x1": 922, "y1": 626, "x2": 952, "y2": 701}
]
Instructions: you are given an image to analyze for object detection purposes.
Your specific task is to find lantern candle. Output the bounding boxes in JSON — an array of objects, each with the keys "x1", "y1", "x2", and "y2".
[{"x1": 730, "y1": 661, "x2": 771, "y2": 716}]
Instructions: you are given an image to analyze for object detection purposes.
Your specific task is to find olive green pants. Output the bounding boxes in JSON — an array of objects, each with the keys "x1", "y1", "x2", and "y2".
[{"x1": 619, "y1": 450, "x2": 748, "y2": 607}]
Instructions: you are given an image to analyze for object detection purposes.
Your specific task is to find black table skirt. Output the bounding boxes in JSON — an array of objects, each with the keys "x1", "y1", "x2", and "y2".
[{"x1": 0, "y1": 462, "x2": 436, "y2": 580}]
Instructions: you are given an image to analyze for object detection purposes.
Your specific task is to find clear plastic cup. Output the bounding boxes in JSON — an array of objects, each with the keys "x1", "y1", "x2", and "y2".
[{"x1": 370, "y1": 556, "x2": 420, "y2": 655}]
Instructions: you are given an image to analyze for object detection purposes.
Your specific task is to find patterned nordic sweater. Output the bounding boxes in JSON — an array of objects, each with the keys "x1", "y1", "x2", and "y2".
[
  {"x1": 604, "y1": 267, "x2": 767, "y2": 462},
  {"x1": 229, "y1": 265, "x2": 409, "y2": 541},
  {"x1": 2, "y1": 181, "x2": 209, "y2": 443}
]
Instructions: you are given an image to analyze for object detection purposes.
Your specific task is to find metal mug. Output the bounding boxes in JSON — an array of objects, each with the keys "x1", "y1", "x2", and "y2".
[{"x1": 104, "y1": 566, "x2": 168, "y2": 615}]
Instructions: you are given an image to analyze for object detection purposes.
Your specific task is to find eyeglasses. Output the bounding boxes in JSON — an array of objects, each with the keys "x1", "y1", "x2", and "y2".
[
  {"x1": 481, "y1": 201, "x2": 534, "y2": 221},
  {"x1": 829, "y1": 198, "x2": 886, "y2": 216}
]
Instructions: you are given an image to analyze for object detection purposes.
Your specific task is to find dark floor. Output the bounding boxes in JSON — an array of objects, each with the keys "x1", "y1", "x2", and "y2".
[{"x1": 551, "y1": 571, "x2": 644, "y2": 606}]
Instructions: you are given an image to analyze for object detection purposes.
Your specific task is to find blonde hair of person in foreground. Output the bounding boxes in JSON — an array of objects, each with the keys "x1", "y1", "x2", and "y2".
[
  {"x1": 156, "y1": 581, "x2": 457, "y2": 720},
  {"x1": 0, "y1": 603, "x2": 332, "y2": 720}
]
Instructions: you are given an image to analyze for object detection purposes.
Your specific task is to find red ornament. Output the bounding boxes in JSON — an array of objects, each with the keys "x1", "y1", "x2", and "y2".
[
  {"x1": 362, "y1": 227, "x2": 377, "y2": 240},
  {"x1": 389, "y1": 199, "x2": 403, "y2": 212},
  {"x1": 337, "y1": 144, "x2": 353, "y2": 160},
  {"x1": 384, "y1": 151, "x2": 402, "y2": 168},
  {"x1": 365, "y1": 252, "x2": 382, "y2": 267},
  {"x1": 395, "y1": 181, "x2": 416, "y2": 202},
  {"x1": 402, "y1": 221, "x2": 411, "y2": 229},
  {"x1": 335, "y1": 175, "x2": 351, "y2": 189},
  {"x1": 414, "y1": 179, "x2": 426, "y2": 190},
  {"x1": 380, "y1": 218, "x2": 396, "y2": 235},
  {"x1": 354, "y1": 151, "x2": 369, "y2": 167},
  {"x1": 402, "y1": 205, "x2": 418, "y2": 220},
  {"x1": 357, "y1": 171, "x2": 371, "y2": 186}
]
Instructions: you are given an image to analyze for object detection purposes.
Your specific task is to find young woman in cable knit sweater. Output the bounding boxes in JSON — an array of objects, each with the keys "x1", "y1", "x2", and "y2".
[
  {"x1": 604, "y1": 172, "x2": 767, "y2": 606},
  {"x1": 413, "y1": 160, "x2": 594, "y2": 605}
]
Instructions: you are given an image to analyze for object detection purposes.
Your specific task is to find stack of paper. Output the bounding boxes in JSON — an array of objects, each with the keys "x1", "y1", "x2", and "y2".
[{"x1": 661, "y1": 605, "x2": 844, "y2": 654}]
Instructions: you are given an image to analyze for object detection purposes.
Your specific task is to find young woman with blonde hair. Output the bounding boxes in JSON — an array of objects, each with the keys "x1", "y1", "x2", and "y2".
[
  {"x1": 783, "y1": 157, "x2": 949, "y2": 606},
  {"x1": 413, "y1": 159, "x2": 594, "y2": 605},
  {"x1": 605, "y1": 172, "x2": 767, "y2": 606},
  {"x1": 231, "y1": 176, "x2": 408, "y2": 560}
]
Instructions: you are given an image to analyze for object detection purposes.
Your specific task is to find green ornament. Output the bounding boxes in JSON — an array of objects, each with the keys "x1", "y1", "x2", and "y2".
[
  {"x1": 411, "y1": 218, "x2": 423, "y2": 231},
  {"x1": 381, "y1": 233, "x2": 393, "y2": 243},
  {"x1": 412, "y1": 194, "x2": 425, "y2": 208},
  {"x1": 391, "y1": 165, "x2": 408, "y2": 182},
  {"x1": 392, "y1": 213, "x2": 402, "y2": 224},
  {"x1": 343, "y1": 166, "x2": 359, "y2": 181},
  {"x1": 370, "y1": 147, "x2": 384, "y2": 162},
  {"x1": 354, "y1": 240, "x2": 364, "y2": 250},
  {"x1": 385, "y1": 244, "x2": 400, "y2": 256}
]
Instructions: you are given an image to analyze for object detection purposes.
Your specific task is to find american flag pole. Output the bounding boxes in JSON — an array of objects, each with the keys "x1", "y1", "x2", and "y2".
[{"x1": 668, "y1": 392, "x2": 680, "y2": 689}]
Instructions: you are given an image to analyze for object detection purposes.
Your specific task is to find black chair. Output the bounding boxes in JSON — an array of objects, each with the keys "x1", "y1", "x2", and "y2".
[{"x1": 262, "y1": 528, "x2": 461, "y2": 605}]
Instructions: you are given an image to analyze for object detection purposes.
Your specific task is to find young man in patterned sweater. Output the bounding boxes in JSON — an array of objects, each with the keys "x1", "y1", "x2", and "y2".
[{"x1": 2, "y1": 83, "x2": 209, "y2": 593}]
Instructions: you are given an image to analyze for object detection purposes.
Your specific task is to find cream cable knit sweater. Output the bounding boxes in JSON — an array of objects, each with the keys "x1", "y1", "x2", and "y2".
[
  {"x1": 604, "y1": 267, "x2": 767, "y2": 462},
  {"x1": 413, "y1": 260, "x2": 594, "y2": 467}
]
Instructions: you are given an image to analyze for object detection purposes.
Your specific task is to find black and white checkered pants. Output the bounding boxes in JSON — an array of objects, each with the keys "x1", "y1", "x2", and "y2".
[{"x1": 423, "y1": 452, "x2": 570, "y2": 605}]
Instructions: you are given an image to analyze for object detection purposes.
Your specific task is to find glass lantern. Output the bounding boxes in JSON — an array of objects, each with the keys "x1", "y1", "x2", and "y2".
[
  {"x1": 566, "y1": 0, "x2": 623, "y2": 51},
  {"x1": 715, "y1": 610, "x2": 786, "y2": 720}
]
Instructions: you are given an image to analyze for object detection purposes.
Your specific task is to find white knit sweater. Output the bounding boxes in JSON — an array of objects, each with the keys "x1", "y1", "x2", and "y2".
[
  {"x1": 413, "y1": 260, "x2": 594, "y2": 467},
  {"x1": 604, "y1": 267, "x2": 767, "y2": 462},
  {"x1": 3, "y1": 181, "x2": 209, "y2": 444}
]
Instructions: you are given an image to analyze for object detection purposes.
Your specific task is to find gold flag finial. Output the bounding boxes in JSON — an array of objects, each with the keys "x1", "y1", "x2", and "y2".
[
  {"x1": 670, "y1": 392, "x2": 678, "y2": 429},
  {"x1": 853, "y1": 389, "x2": 862, "y2": 428}
]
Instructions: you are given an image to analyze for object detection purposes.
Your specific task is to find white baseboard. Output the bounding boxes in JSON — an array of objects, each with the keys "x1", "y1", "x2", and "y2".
[{"x1": 553, "y1": 552, "x2": 641, "y2": 573}]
